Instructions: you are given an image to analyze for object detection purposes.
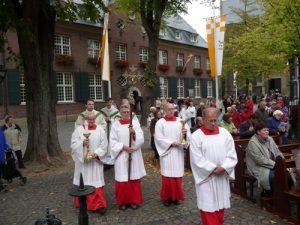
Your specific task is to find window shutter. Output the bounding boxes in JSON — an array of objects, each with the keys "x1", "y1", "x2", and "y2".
[
  {"x1": 103, "y1": 80, "x2": 109, "y2": 99},
  {"x1": 169, "y1": 77, "x2": 177, "y2": 99},
  {"x1": 201, "y1": 79, "x2": 207, "y2": 98},
  {"x1": 212, "y1": 79, "x2": 216, "y2": 97},
  {"x1": 7, "y1": 69, "x2": 21, "y2": 105},
  {"x1": 184, "y1": 78, "x2": 195, "y2": 97},
  {"x1": 153, "y1": 77, "x2": 160, "y2": 98},
  {"x1": 74, "y1": 72, "x2": 89, "y2": 102}
]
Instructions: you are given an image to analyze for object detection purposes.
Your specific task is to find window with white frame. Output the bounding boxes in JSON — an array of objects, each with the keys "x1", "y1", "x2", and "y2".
[
  {"x1": 175, "y1": 30, "x2": 181, "y2": 39},
  {"x1": 194, "y1": 56, "x2": 201, "y2": 69},
  {"x1": 159, "y1": 77, "x2": 168, "y2": 99},
  {"x1": 176, "y1": 53, "x2": 184, "y2": 67},
  {"x1": 206, "y1": 57, "x2": 210, "y2": 70},
  {"x1": 88, "y1": 39, "x2": 100, "y2": 58},
  {"x1": 54, "y1": 35, "x2": 71, "y2": 55},
  {"x1": 19, "y1": 73, "x2": 26, "y2": 104},
  {"x1": 139, "y1": 47, "x2": 148, "y2": 62},
  {"x1": 195, "y1": 80, "x2": 201, "y2": 98},
  {"x1": 115, "y1": 43, "x2": 127, "y2": 61},
  {"x1": 177, "y1": 78, "x2": 184, "y2": 99},
  {"x1": 89, "y1": 74, "x2": 103, "y2": 101},
  {"x1": 190, "y1": 34, "x2": 198, "y2": 43},
  {"x1": 159, "y1": 29, "x2": 166, "y2": 36},
  {"x1": 159, "y1": 50, "x2": 168, "y2": 64},
  {"x1": 207, "y1": 80, "x2": 213, "y2": 97},
  {"x1": 56, "y1": 72, "x2": 73, "y2": 102}
]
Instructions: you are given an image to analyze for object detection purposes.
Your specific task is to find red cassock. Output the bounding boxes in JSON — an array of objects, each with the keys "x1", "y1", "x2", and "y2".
[
  {"x1": 160, "y1": 176, "x2": 184, "y2": 201},
  {"x1": 200, "y1": 209, "x2": 224, "y2": 225},
  {"x1": 74, "y1": 187, "x2": 106, "y2": 211},
  {"x1": 115, "y1": 179, "x2": 143, "y2": 205}
]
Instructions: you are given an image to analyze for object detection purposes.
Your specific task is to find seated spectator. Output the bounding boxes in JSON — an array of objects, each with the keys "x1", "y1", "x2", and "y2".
[
  {"x1": 239, "y1": 114, "x2": 257, "y2": 138},
  {"x1": 267, "y1": 110, "x2": 288, "y2": 144},
  {"x1": 245, "y1": 122, "x2": 284, "y2": 196},
  {"x1": 231, "y1": 105, "x2": 242, "y2": 129},
  {"x1": 220, "y1": 113, "x2": 238, "y2": 135}
]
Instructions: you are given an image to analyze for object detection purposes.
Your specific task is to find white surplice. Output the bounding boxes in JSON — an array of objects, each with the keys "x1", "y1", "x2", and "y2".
[
  {"x1": 110, "y1": 120, "x2": 146, "y2": 182},
  {"x1": 190, "y1": 127, "x2": 237, "y2": 212},
  {"x1": 71, "y1": 125, "x2": 107, "y2": 188},
  {"x1": 154, "y1": 117, "x2": 190, "y2": 177}
]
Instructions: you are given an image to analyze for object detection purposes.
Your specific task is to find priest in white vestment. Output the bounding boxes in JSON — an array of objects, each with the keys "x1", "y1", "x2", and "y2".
[
  {"x1": 71, "y1": 112, "x2": 108, "y2": 214},
  {"x1": 74, "y1": 99, "x2": 106, "y2": 130},
  {"x1": 154, "y1": 103, "x2": 190, "y2": 206},
  {"x1": 110, "y1": 104, "x2": 146, "y2": 210},
  {"x1": 100, "y1": 97, "x2": 120, "y2": 165},
  {"x1": 190, "y1": 107, "x2": 237, "y2": 225}
]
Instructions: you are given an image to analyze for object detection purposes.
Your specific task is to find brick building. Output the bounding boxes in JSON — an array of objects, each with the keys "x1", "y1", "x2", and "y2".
[{"x1": 0, "y1": 9, "x2": 211, "y2": 118}]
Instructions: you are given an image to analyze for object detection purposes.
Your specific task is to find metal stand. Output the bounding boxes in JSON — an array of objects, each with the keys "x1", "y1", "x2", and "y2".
[{"x1": 68, "y1": 173, "x2": 95, "y2": 225}]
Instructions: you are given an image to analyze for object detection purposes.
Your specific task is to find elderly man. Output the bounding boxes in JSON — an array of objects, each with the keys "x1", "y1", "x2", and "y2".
[
  {"x1": 71, "y1": 112, "x2": 108, "y2": 214},
  {"x1": 100, "y1": 98, "x2": 120, "y2": 166},
  {"x1": 254, "y1": 100, "x2": 268, "y2": 124},
  {"x1": 110, "y1": 104, "x2": 146, "y2": 210},
  {"x1": 75, "y1": 99, "x2": 106, "y2": 130},
  {"x1": 154, "y1": 103, "x2": 191, "y2": 206},
  {"x1": 190, "y1": 107, "x2": 237, "y2": 225}
]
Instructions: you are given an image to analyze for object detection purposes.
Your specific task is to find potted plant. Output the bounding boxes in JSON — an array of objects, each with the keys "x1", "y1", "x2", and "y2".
[
  {"x1": 193, "y1": 68, "x2": 203, "y2": 76},
  {"x1": 115, "y1": 60, "x2": 128, "y2": 68},
  {"x1": 158, "y1": 64, "x2": 169, "y2": 72},
  {"x1": 87, "y1": 57, "x2": 99, "y2": 65},
  {"x1": 55, "y1": 54, "x2": 74, "y2": 65}
]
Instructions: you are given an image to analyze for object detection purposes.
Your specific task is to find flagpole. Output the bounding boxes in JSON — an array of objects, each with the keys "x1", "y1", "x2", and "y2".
[{"x1": 213, "y1": 0, "x2": 219, "y2": 108}]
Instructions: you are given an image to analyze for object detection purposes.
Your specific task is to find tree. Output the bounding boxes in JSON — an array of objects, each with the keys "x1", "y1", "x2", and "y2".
[
  {"x1": 115, "y1": 0, "x2": 191, "y2": 124},
  {"x1": 0, "y1": 0, "x2": 106, "y2": 165}
]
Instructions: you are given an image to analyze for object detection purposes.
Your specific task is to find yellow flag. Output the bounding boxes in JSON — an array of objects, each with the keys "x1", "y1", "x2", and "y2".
[{"x1": 100, "y1": 13, "x2": 110, "y2": 81}]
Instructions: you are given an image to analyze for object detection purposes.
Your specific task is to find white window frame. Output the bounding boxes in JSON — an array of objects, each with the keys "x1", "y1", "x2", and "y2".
[
  {"x1": 139, "y1": 47, "x2": 149, "y2": 62},
  {"x1": 207, "y1": 80, "x2": 213, "y2": 97},
  {"x1": 115, "y1": 43, "x2": 127, "y2": 61},
  {"x1": 159, "y1": 29, "x2": 166, "y2": 36},
  {"x1": 56, "y1": 72, "x2": 74, "y2": 103},
  {"x1": 176, "y1": 53, "x2": 184, "y2": 67},
  {"x1": 206, "y1": 57, "x2": 210, "y2": 70},
  {"x1": 177, "y1": 78, "x2": 184, "y2": 99},
  {"x1": 175, "y1": 30, "x2": 181, "y2": 39},
  {"x1": 54, "y1": 35, "x2": 71, "y2": 55},
  {"x1": 19, "y1": 73, "x2": 26, "y2": 105},
  {"x1": 195, "y1": 80, "x2": 202, "y2": 98},
  {"x1": 89, "y1": 74, "x2": 104, "y2": 101},
  {"x1": 194, "y1": 56, "x2": 201, "y2": 69},
  {"x1": 190, "y1": 34, "x2": 198, "y2": 43},
  {"x1": 88, "y1": 39, "x2": 100, "y2": 58},
  {"x1": 159, "y1": 50, "x2": 168, "y2": 65},
  {"x1": 159, "y1": 77, "x2": 168, "y2": 99}
]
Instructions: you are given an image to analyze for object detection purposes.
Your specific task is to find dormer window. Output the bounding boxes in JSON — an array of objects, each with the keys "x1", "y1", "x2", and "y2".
[
  {"x1": 159, "y1": 29, "x2": 166, "y2": 36},
  {"x1": 175, "y1": 30, "x2": 181, "y2": 39},
  {"x1": 190, "y1": 34, "x2": 198, "y2": 43}
]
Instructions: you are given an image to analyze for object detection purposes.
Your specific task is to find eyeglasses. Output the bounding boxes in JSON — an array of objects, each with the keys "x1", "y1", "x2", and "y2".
[{"x1": 121, "y1": 111, "x2": 130, "y2": 114}]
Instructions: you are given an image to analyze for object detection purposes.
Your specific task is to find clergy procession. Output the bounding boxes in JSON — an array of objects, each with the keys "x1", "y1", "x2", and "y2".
[{"x1": 69, "y1": 97, "x2": 238, "y2": 225}]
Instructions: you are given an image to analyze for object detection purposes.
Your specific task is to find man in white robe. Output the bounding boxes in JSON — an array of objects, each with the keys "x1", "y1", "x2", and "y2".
[
  {"x1": 74, "y1": 99, "x2": 106, "y2": 130},
  {"x1": 154, "y1": 103, "x2": 190, "y2": 206},
  {"x1": 71, "y1": 112, "x2": 108, "y2": 214},
  {"x1": 100, "y1": 98, "x2": 120, "y2": 165},
  {"x1": 110, "y1": 104, "x2": 146, "y2": 210},
  {"x1": 190, "y1": 107, "x2": 237, "y2": 225}
]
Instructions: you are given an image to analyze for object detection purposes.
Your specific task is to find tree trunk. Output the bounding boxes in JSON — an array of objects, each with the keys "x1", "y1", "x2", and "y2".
[{"x1": 16, "y1": 1, "x2": 64, "y2": 165}]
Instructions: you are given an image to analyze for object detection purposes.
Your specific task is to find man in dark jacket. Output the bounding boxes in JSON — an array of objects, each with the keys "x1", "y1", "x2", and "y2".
[{"x1": 239, "y1": 114, "x2": 257, "y2": 138}]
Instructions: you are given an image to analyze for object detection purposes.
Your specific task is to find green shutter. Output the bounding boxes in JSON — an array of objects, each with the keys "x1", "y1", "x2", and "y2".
[
  {"x1": 184, "y1": 78, "x2": 195, "y2": 97},
  {"x1": 103, "y1": 80, "x2": 109, "y2": 99},
  {"x1": 201, "y1": 79, "x2": 207, "y2": 98},
  {"x1": 7, "y1": 69, "x2": 20, "y2": 105},
  {"x1": 212, "y1": 79, "x2": 216, "y2": 97},
  {"x1": 153, "y1": 76, "x2": 160, "y2": 98},
  {"x1": 74, "y1": 72, "x2": 89, "y2": 102},
  {"x1": 169, "y1": 77, "x2": 177, "y2": 99}
]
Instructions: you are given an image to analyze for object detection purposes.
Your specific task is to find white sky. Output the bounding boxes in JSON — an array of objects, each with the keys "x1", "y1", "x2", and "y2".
[{"x1": 181, "y1": 1, "x2": 220, "y2": 40}]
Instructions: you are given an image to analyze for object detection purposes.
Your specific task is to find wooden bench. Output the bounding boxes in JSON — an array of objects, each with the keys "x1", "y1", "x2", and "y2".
[{"x1": 272, "y1": 155, "x2": 300, "y2": 223}]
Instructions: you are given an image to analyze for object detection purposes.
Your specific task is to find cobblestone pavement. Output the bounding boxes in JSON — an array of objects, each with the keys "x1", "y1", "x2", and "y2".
[{"x1": 0, "y1": 118, "x2": 291, "y2": 225}]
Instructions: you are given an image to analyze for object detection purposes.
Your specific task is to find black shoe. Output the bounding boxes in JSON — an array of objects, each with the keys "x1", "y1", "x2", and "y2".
[
  {"x1": 98, "y1": 207, "x2": 106, "y2": 215},
  {"x1": 163, "y1": 200, "x2": 171, "y2": 207},
  {"x1": 173, "y1": 200, "x2": 180, "y2": 205},
  {"x1": 130, "y1": 204, "x2": 139, "y2": 210},
  {"x1": 119, "y1": 205, "x2": 127, "y2": 211}
]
